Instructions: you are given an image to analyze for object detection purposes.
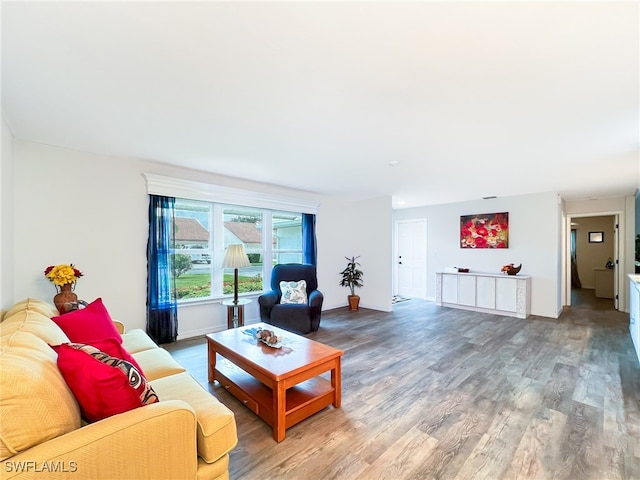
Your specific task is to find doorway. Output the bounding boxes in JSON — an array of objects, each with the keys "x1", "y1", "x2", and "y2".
[
  {"x1": 394, "y1": 219, "x2": 427, "y2": 299},
  {"x1": 565, "y1": 213, "x2": 619, "y2": 310}
]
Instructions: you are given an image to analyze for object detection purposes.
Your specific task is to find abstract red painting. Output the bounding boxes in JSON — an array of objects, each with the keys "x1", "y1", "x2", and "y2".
[{"x1": 460, "y1": 212, "x2": 509, "y2": 249}]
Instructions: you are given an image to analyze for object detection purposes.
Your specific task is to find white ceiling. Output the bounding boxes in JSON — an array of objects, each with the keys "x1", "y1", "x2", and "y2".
[{"x1": 2, "y1": 1, "x2": 639, "y2": 208}]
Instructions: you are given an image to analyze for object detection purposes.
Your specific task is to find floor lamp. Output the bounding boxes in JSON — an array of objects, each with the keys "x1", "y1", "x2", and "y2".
[{"x1": 221, "y1": 244, "x2": 251, "y2": 304}]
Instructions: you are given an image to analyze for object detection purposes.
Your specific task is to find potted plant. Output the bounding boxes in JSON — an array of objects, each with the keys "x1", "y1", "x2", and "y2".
[{"x1": 339, "y1": 256, "x2": 364, "y2": 311}]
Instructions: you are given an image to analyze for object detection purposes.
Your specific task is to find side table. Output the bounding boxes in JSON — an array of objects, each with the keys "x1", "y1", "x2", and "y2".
[{"x1": 222, "y1": 298, "x2": 251, "y2": 328}]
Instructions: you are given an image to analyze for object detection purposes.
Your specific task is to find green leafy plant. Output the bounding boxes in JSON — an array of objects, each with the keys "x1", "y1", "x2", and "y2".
[
  {"x1": 339, "y1": 256, "x2": 364, "y2": 296},
  {"x1": 247, "y1": 253, "x2": 261, "y2": 264},
  {"x1": 170, "y1": 253, "x2": 193, "y2": 278},
  {"x1": 223, "y1": 275, "x2": 263, "y2": 294}
]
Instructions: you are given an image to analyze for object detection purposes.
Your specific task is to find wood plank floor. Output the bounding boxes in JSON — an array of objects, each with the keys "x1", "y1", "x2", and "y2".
[{"x1": 165, "y1": 294, "x2": 640, "y2": 480}]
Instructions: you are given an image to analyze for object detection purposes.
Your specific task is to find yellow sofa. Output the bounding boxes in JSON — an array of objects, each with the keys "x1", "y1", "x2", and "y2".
[{"x1": 0, "y1": 298, "x2": 237, "y2": 480}]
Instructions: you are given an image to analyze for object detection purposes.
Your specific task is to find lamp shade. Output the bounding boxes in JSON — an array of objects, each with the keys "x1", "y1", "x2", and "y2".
[{"x1": 221, "y1": 244, "x2": 250, "y2": 269}]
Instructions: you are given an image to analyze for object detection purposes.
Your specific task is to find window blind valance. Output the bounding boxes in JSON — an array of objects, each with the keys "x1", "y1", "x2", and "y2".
[{"x1": 143, "y1": 173, "x2": 319, "y2": 214}]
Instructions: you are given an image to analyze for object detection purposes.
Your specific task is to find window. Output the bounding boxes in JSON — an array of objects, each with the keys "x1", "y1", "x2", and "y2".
[
  {"x1": 272, "y1": 212, "x2": 303, "y2": 265},
  {"x1": 173, "y1": 201, "x2": 212, "y2": 299},
  {"x1": 172, "y1": 200, "x2": 303, "y2": 301}
]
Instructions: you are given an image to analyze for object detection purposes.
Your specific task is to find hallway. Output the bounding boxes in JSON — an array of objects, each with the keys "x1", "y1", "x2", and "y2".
[{"x1": 571, "y1": 287, "x2": 616, "y2": 311}]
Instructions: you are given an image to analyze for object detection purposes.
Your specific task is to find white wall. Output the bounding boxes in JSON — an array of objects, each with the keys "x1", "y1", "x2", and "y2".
[
  {"x1": 1, "y1": 115, "x2": 15, "y2": 314},
  {"x1": 11, "y1": 140, "x2": 393, "y2": 337},
  {"x1": 318, "y1": 196, "x2": 393, "y2": 312},
  {"x1": 13, "y1": 141, "x2": 150, "y2": 326},
  {"x1": 394, "y1": 192, "x2": 562, "y2": 318}
]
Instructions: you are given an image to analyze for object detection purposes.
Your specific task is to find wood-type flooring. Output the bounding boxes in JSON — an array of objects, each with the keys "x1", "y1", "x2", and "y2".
[{"x1": 165, "y1": 292, "x2": 640, "y2": 480}]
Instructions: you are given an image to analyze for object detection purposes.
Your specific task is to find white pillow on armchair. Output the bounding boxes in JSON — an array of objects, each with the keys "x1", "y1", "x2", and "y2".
[{"x1": 280, "y1": 280, "x2": 308, "y2": 304}]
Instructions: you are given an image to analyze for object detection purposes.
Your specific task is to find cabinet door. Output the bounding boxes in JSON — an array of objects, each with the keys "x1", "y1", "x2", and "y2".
[
  {"x1": 476, "y1": 276, "x2": 496, "y2": 309},
  {"x1": 496, "y1": 278, "x2": 517, "y2": 312},
  {"x1": 442, "y1": 274, "x2": 458, "y2": 304},
  {"x1": 630, "y1": 284, "x2": 640, "y2": 359},
  {"x1": 458, "y1": 275, "x2": 476, "y2": 306}
]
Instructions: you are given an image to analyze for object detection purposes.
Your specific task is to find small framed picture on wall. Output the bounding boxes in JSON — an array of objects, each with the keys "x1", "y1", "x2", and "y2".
[{"x1": 588, "y1": 231, "x2": 604, "y2": 243}]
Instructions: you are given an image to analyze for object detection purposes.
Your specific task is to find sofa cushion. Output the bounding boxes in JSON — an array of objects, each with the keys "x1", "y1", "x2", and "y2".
[
  {"x1": 280, "y1": 280, "x2": 308, "y2": 304},
  {"x1": 2, "y1": 298, "x2": 59, "y2": 320},
  {"x1": 1, "y1": 308, "x2": 69, "y2": 346},
  {"x1": 198, "y1": 455, "x2": 229, "y2": 480},
  {"x1": 0, "y1": 332, "x2": 81, "y2": 461},
  {"x1": 54, "y1": 343, "x2": 159, "y2": 423},
  {"x1": 51, "y1": 298, "x2": 122, "y2": 344},
  {"x1": 150, "y1": 372, "x2": 237, "y2": 463},
  {"x1": 131, "y1": 348, "x2": 186, "y2": 381},
  {"x1": 122, "y1": 328, "x2": 161, "y2": 354}
]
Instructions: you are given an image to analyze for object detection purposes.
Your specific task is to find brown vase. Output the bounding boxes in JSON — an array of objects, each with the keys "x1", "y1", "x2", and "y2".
[
  {"x1": 348, "y1": 295, "x2": 360, "y2": 311},
  {"x1": 54, "y1": 283, "x2": 78, "y2": 314}
]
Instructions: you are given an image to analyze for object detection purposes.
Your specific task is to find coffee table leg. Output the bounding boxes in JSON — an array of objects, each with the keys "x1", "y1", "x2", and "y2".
[
  {"x1": 207, "y1": 341, "x2": 217, "y2": 383},
  {"x1": 274, "y1": 382, "x2": 286, "y2": 442},
  {"x1": 332, "y1": 358, "x2": 342, "y2": 408}
]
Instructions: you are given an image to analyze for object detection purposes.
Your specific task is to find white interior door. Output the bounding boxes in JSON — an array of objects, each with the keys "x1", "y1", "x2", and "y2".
[{"x1": 395, "y1": 219, "x2": 427, "y2": 299}]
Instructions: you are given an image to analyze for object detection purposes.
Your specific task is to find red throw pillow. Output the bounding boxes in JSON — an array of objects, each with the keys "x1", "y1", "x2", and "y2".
[
  {"x1": 89, "y1": 337, "x2": 145, "y2": 375},
  {"x1": 53, "y1": 343, "x2": 159, "y2": 422},
  {"x1": 52, "y1": 298, "x2": 122, "y2": 344}
]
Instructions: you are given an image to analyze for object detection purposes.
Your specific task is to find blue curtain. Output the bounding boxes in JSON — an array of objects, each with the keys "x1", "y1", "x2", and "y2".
[
  {"x1": 302, "y1": 213, "x2": 317, "y2": 266},
  {"x1": 147, "y1": 195, "x2": 178, "y2": 344}
]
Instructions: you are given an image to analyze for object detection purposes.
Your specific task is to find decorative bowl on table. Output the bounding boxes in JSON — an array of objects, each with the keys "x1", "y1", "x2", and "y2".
[{"x1": 243, "y1": 327, "x2": 283, "y2": 348}]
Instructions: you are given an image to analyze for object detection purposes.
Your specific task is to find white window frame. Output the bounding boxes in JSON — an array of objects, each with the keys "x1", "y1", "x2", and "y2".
[{"x1": 147, "y1": 174, "x2": 318, "y2": 303}]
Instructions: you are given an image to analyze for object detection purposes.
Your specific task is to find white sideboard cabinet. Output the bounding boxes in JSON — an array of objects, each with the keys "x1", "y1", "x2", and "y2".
[
  {"x1": 628, "y1": 274, "x2": 640, "y2": 364},
  {"x1": 436, "y1": 271, "x2": 531, "y2": 319}
]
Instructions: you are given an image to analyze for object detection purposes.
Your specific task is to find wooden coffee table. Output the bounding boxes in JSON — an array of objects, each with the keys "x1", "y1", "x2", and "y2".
[{"x1": 207, "y1": 322, "x2": 343, "y2": 442}]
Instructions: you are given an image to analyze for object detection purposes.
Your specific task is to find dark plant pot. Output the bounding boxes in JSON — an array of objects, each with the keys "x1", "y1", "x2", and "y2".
[{"x1": 348, "y1": 295, "x2": 360, "y2": 311}]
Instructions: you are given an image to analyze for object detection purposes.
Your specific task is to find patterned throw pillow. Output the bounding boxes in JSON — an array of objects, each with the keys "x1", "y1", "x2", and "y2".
[
  {"x1": 53, "y1": 342, "x2": 159, "y2": 422},
  {"x1": 280, "y1": 280, "x2": 308, "y2": 304}
]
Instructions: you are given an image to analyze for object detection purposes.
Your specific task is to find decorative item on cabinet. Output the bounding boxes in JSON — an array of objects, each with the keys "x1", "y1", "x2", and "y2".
[{"x1": 501, "y1": 263, "x2": 522, "y2": 275}]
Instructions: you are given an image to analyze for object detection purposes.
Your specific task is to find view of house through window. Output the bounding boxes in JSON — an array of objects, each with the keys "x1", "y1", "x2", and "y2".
[{"x1": 172, "y1": 200, "x2": 303, "y2": 301}]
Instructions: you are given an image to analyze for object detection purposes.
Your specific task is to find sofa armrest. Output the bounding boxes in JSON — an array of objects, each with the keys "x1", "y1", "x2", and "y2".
[
  {"x1": 258, "y1": 291, "x2": 279, "y2": 308},
  {"x1": 308, "y1": 289, "x2": 323, "y2": 308},
  {"x1": 112, "y1": 320, "x2": 125, "y2": 334},
  {"x1": 258, "y1": 291, "x2": 279, "y2": 321},
  {"x1": 1, "y1": 401, "x2": 198, "y2": 480}
]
